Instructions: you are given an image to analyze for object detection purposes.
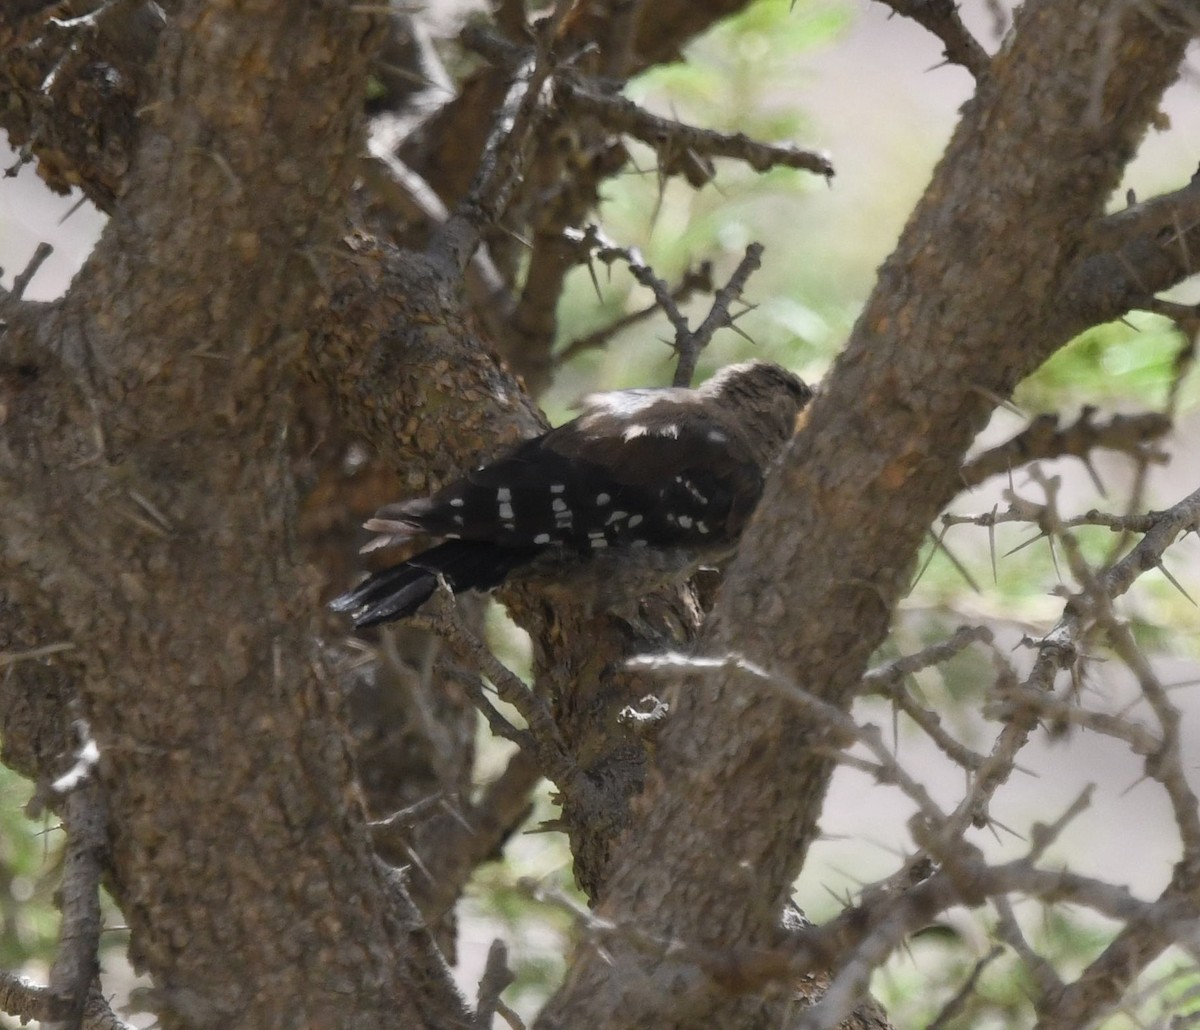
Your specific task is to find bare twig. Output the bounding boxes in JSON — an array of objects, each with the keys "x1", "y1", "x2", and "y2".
[
  {"x1": 863, "y1": 625, "x2": 994, "y2": 691},
  {"x1": 874, "y1": 0, "x2": 990, "y2": 78},
  {"x1": 565, "y1": 224, "x2": 692, "y2": 348},
  {"x1": 557, "y1": 76, "x2": 835, "y2": 182},
  {"x1": 2, "y1": 242, "x2": 54, "y2": 306},
  {"x1": 1090, "y1": 485, "x2": 1200, "y2": 602},
  {"x1": 960, "y1": 409, "x2": 1170, "y2": 489},
  {"x1": 369, "y1": 792, "x2": 448, "y2": 836},
  {"x1": 860, "y1": 626, "x2": 993, "y2": 771},
  {"x1": 555, "y1": 261, "x2": 714, "y2": 366},
  {"x1": 473, "y1": 939, "x2": 518, "y2": 1029},
  {"x1": 985, "y1": 682, "x2": 1160, "y2": 755},
  {"x1": 44, "y1": 782, "x2": 107, "y2": 1030},
  {"x1": 992, "y1": 896, "x2": 1064, "y2": 1000},
  {"x1": 410, "y1": 584, "x2": 602, "y2": 812},
  {"x1": 926, "y1": 946, "x2": 1004, "y2": 1030},
  {"x1": 0, "y1": 640, "x2": 77, "y2": 667},
  {"x1": 563, "y1": 226, "x2": 768, "y2": 385},
  {"x1": 362, "y1": 139, "x2": 510, "y2": 318},
  {"x1": 1060, "y1": 170, "x2": 1200, "y2": 326},
  {"x1": 433, "y1": 5, "x2": 575, "y2": 272},
  {"x1": 372, "y1": 748, "x2": 540, "y2": 923},
  {"x1": 943, "y1": 505, "x2": 1162, "y2": 534},
  {"x1": 373, "y1": 861, "x2": 476, "y2": 1026},
  {"x1": 676, "y1": 244, "x2": 764, "y2": 387},
  {"x1": 0, "y1": 971, "x2": 135, "y2": 1030}
]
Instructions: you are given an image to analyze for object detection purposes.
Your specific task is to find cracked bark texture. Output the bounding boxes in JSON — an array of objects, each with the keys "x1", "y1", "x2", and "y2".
[
  {"x1": 1, "y1": 1, "x2": 447, "y2": 1026},
  {"x1": 2, "y1": 0, "x2": 1198, "y2": 1028}
]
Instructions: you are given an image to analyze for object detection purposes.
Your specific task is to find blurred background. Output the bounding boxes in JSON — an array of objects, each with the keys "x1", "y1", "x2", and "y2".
[{"x1": 3, "y1": 0, "x2": 1199, "y2": 1025}]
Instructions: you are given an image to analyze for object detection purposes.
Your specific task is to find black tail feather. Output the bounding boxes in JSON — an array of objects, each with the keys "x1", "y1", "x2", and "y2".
[{"x1": 330, "y1": 540, "x2": 542, "y2": 628}]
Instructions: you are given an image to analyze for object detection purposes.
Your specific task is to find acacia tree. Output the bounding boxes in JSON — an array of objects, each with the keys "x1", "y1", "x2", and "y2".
[{"x1": 1, "y1": 0, "x2": 1199, "y2": 1028}]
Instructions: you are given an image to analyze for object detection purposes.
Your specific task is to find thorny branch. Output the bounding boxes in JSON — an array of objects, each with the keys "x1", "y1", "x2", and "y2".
[
  {"x1": 555, "y1": 261, "x2": 715, "y2": 366},
  {"x1": 432, "y1": 2, "x2": 575, "y2": 272},
  {"x1": 0, "y1": 970, "x2": 134, "y2": 1030},
  {"x1": 442, "y1": 19, "x2": 832, "y2": 390},
  {"x1": 3, "y1": 0, "x2": 1200, "y2": 1026},
  {"x1": 874, "y1": 0, "x2": 990, "y2": 79},
  {"x1": 409, "y1": 584, "x2": 602, "y2": 815},
  {"x1": 557, "y1": 75, "x2": 835, "y2": 184},
  {"x1": 372, "y1": 861, "x2": 477, "y2": 1027},
  {"x1": 959, "y1": 408, "x2": 1170, "y2": 490},
  {"x1": 611, "y1": 467, "x2": 1200, "y2": 1025},
  {"x1": 473, "y1": 939, "x2": 523, "y2": 1030},
  {"x1": 2, "y1": 241, "x2": 54, "y2": 305},
  {"x1": 371, "y1": 748, "x2": 540, "y2": 923},
  {"x1": 0, "y1": 762, "x2": 123, "y2": 1030},
  {"x1": 563, "y1": 224, "x2": 767, "y2": 385},
  {"x1": 44, "y1": 780, "x2": 107, "y2": 1030},
  {"x1": 1061, "y1": 168, "x2": 1200, "y2": 325}
]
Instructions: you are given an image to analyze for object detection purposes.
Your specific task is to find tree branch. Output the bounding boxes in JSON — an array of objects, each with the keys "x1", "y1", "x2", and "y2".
[
  {"x1": 432, "y1": 6, "x2": 574, "y2": 274},
  {"x1": 1060, "y1": 168, "x2": 1200, "y2": 325},
  {"x1": 557, "y1": 75, "x2": 834, "y2": 182},
  {"x1": 44, "y1": 777, "x2": 107, "y2": 1030},
  {"x1": 555, "y1": 261, "x2": 715, "y2": 366},
  {"x1": 0, "y1": 970, "x2": 136, "y2": 1030},
  {"x1": 873, "y1": 0, "x2": 990, "y2": 78},
  {"x1": 959, "y1": 408, "x2": 1170, "y2": 489},
  {"x1": 411, "y1": 586, "x2": 603, "y2": 816},
  {"x1": 563, "y1": 225, "x2": 766, "y2": 385}
]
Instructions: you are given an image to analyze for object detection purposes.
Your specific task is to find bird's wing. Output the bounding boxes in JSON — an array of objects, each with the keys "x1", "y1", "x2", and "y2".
[{"x1": 366, "y1": 388, "x2": 765, "y2": 552}]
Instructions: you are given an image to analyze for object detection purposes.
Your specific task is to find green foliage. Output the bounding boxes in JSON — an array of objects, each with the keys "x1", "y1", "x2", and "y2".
[
  {"x1": 462, "y1": 785, "x2": 578, "y2": 1020},
  {"x1": 1018, "y1": 314, "x2": 1196, "y2": 412},
  {"x1": 545, "y1": 0, "x2": 854, "y2": 418},
  {"x1": 0, "y1": 766, "x2": 59, "y2": 971},
  {"x1": 877, "y1": 909, "x2": 1200, "y2": 1029}
]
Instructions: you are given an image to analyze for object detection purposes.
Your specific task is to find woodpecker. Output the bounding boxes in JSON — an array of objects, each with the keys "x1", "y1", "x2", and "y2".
[{"x1": 331, "y1": 361, "x2": 812, "y2": 628}]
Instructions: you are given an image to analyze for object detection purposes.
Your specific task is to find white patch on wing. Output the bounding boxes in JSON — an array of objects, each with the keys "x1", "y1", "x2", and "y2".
[
  {"x1": 677, "y1": 476, "x2": 707, "y2": 504},
  {"x1": 534, "y1": 533, "x2": 551, "y2": 544},
  {"x1": 552, "y1": 499, "x2": 568, "y2": 513},
  {"x1": 623, "y1": 422, "x2": 680, "y2": 441},
  {"x1": 628, "y1": 514, "x2": 643, "y2": 528},
  {"x1": 596, "y1": 493, "x2": 611, "y2": 505},
  {"x1": 497, "y1": 487, "x2": 512, "y2": 502},
  {"x1": 583, "y1": 388, "x2": 664, "y2": 418},
  {"x1": 498, "y1": 502, "x2": 514, "y2": 519},
  {"x1": 450, "y1": 498, "x2": 465, "y2": 508}
]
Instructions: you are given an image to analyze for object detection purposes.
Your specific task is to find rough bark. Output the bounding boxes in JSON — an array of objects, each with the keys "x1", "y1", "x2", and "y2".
[{"x1": 1, "y1": 1, "x2": 459, "y2": 1026}]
